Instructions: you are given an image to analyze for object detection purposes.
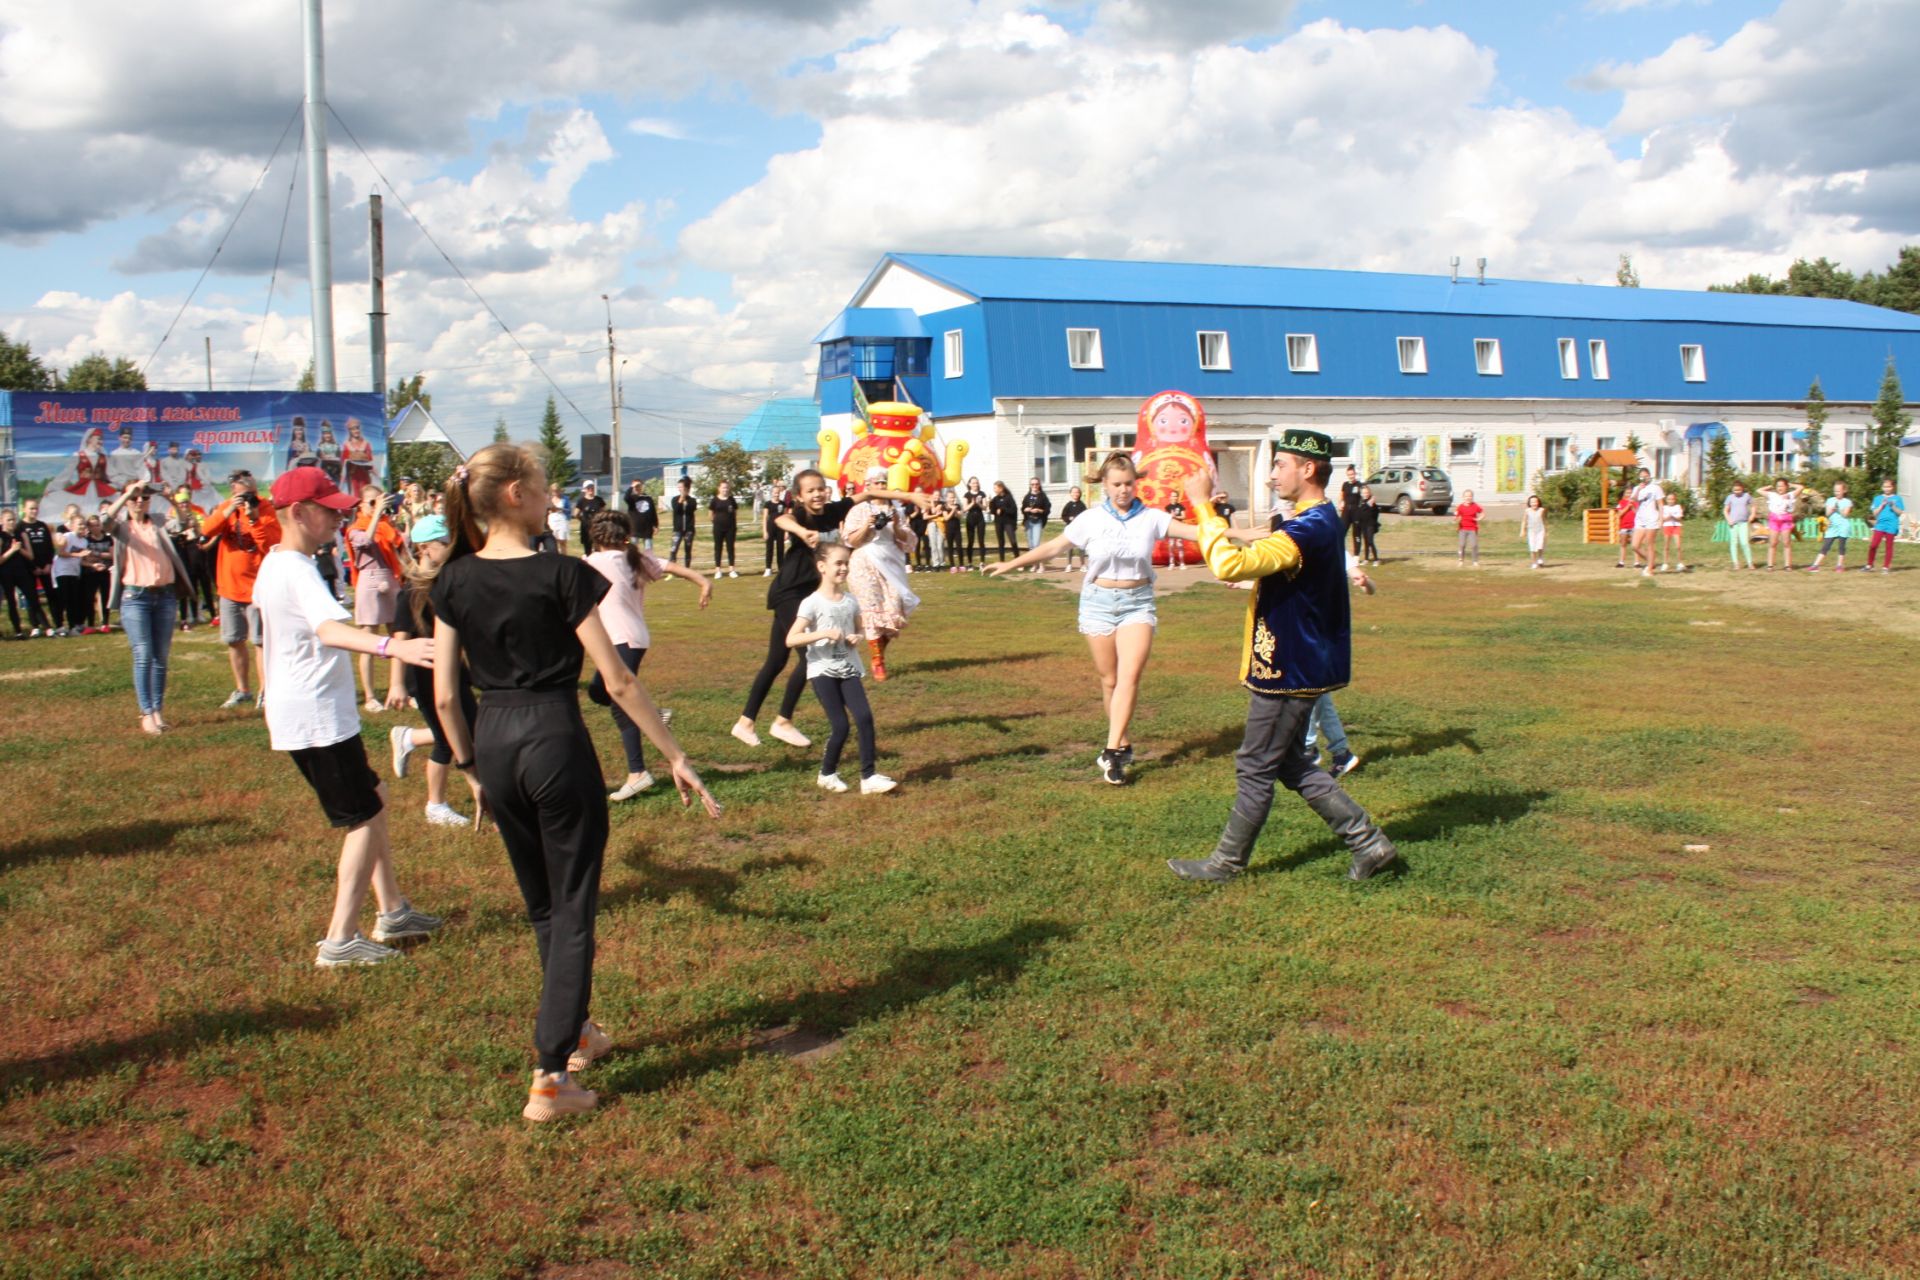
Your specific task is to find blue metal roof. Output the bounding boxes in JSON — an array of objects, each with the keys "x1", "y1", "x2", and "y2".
[
  {"x1": 720, "y1": 397, "x2": 820, "y2": 453},
  {"x1": 880, "y1": 253, "x2": 1920, "y2": 332},
  {"x1": 811, "y1": 307, "x2": 927, "y2": 344}
]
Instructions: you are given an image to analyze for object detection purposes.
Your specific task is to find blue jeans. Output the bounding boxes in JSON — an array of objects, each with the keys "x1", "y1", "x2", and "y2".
[
  {"x1": 1025, "y1": 519, "x2": 1045, "y2": 552},
  {"x1": 1302, "y1": 692, "x2": 1349, "y2": 758},
  {"x1": 121, "y1": 585, "x2": 177, "y2": 716}
]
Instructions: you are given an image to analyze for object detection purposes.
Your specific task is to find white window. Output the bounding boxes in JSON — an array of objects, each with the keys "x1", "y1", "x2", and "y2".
[
  {"x1": 1543, "y1": 437, "x2": 1571, "y2": 472},
  {"x1": 1196, "y1": 331, "x2": 1230, "y2": 371},
  {"x1": 1396, "y1": 337, "x2": 1427, "y2": 374},
  {"x1": 1752, "y1": 429, "x2": 1789, "y2": 474},
  {"x1": 1680, "y1": 344, "x2": 1706, "y2": 382},
  {"x1": 1474, "y1": 338, "x2": 1503, "y2": 376},
  {"x1": 1067, "y1": 328, "x2": 1103, "y2": 370},
  {"x1": 1844, "y1": 428, "x2": 1867, "y2": 469},
  {"x1": 1448, "y1": 434, "x2": 1479, "y2": 463},
  {"x1": 1596, "y1": 436, "x2": 1616, "y2": 453},
  {"x1": 1654, "y1": 447, "x2": 1674, "y2": 479},
  {"x1": 1033, "y1": 432, "x2": 1071, "y2": 486},
  {"x1": 943, "y1": 330, "x2": 963, "y2": 379},
  {"x1": 1388, "y1": 437, "x2": 1418, "y2": 462},
  {"x1": 1558, "y1": 338, "x2": 1578, "y2": 380},
  {"x1": 1589, "y1": 339, "x2": 1610, "y2": 380},
  {"x1": 1328, "y1": 437, "x2": 1354, "y2": 463},
  {"x1": 1286, "y1": 333, "x2": 1319, "y2": 373}
]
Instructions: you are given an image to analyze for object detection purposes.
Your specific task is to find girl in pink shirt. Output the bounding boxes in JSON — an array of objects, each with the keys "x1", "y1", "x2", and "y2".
[{"x1": 583, "y1": 511, "x2": 713, "y2": 800}]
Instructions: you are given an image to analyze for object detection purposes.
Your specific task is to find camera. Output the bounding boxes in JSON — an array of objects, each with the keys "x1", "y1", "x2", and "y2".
[{"x1": 869, "y1": 510, "x2": 893, "y2": 530}]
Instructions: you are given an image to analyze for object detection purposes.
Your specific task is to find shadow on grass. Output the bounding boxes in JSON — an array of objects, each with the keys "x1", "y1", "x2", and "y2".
[
  {"x1": 598, "y1": 920, "x2": 1074, "y2": 1095},
  {"x1": 1254, "y1": 787, "x2": 1552, "y2": 876},
  {"x1": 909, "y1": 651, "x2": 1051, "y2": 675},
  {"x1": 893, "y1": 710, "x2": 1045, "y2": 735},
  {"x1": 900, "y1": 742, "x2": 1050, "y2": 783},
  {"x1": 1158, "y1": 724, "x2": 1246, "y2": 764},
  {"x1": 0, "y1": 1000, "x2": 340, "y2": 1095},
  {"x1": 0, "y1": 817, "x2": 241, "y2": 874},
  {"x1": 601, "y1": 849, "x2": 820, "y2": 922},
  {"x1": 1365, "y1": 727, "x2": 1482, "y2": 766}
]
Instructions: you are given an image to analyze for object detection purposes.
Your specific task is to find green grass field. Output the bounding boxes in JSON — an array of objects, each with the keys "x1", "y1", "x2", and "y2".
[{"x1": 2, "y1": 514, "x2": 1917, "y2": 1278}]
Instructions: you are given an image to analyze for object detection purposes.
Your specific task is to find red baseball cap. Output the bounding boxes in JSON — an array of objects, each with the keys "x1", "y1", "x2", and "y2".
[{"x1": 270, "y1": 466, "x2": 358, "y2": 511}]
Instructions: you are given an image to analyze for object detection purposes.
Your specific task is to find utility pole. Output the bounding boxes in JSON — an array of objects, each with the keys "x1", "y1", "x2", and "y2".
[
  {"x1": 301, "y1": 0, "x2": 337, "y2": 391},
  {"x1": 368, "y1": 193, "x2": 387, "y2": 406},
  {"x1": 602, "y1": 294, "x2": 621, "y2": 493},
  {"x1": 204, "y1": 336, "x2": 213, "y2": 390}
]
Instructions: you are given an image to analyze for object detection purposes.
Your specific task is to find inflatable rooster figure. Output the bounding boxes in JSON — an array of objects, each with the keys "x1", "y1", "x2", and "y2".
[
  {"x1": 818, "y1": 402, "x2": 968, "y2": 495},
  {"x1": 1132, "y1": 390, "x2": 1213, "y2": 565}
]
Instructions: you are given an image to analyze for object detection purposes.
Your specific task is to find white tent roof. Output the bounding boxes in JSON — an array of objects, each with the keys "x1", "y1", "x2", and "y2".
[{"x1": 387, "y1": 401, "x2": 465, "y2": 456}]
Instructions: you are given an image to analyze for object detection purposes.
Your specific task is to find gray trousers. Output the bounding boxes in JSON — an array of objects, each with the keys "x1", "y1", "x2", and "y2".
[{"x1": 1214, "y1": 691, "x2": 1392, "y2": 872}]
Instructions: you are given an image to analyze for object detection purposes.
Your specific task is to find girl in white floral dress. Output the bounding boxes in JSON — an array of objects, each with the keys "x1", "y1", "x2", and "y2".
[{"x1": 841, "y1": 465, "x2": 921, "y2": 680}]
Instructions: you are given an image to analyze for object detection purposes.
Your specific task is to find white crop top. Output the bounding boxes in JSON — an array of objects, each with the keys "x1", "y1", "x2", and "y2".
[{"x1": 1064, "y1": 502, "x2": 1174, "y2": 582}]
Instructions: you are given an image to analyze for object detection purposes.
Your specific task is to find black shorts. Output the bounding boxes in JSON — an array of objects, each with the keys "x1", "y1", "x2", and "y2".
[{"x1": 289, "y1": 734, "x2": 385, "y2": 829}]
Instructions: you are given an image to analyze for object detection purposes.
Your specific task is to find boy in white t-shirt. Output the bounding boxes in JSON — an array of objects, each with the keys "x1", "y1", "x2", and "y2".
[{"x1": 258, "y1": 466, "x2": 443, "y2": 968}]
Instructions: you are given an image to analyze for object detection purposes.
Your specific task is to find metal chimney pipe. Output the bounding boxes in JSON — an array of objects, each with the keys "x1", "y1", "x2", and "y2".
[
  {"x1": 302, "y1": 0, "x2": 337, "y2": 391},
  {"x1": 368, "y1": 193, "x2": 386, "y2": 403},
  {"x1": 1476, "y1": 257, "x2": 1487, "y2": 286},
  {"x1": 1450, "y1": 256, "x2": 1460, "y2": 285}
]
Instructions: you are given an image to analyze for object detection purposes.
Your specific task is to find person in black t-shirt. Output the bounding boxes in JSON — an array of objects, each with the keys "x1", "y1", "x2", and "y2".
[
  {"x1": 623, "y1": 480, "x2": 658, "y2": 551},
  {"x1": 431, "y1": 444, "x2": 718, "y2": 1123},
  {"x1": 732, "y1": 467, "x2": 931, "y2": 748},
  {"x1": 668, "y1": 477, "x2": 698, "y2": 567},
  {"x1": 573, "y1": 480, "x2": 608, "y2": 552},
  {"x1": 708, "y1": 481, "x2": 740, "y2": 577},
  {"x1": 988, "y1": 482, "x2": 1017, "y2": 561},
  {"x1": 760, "y1": 482, "x2": 789, "y2": 575},
  {"x1": 1058, "y1": 486, "x2": 1088, "y2": 573},
  {"x1": 14, "y1": 500, "x2": 56, "y2": 635},
  {"x1": 1338, "y1": 466, "x2": 1363, "y2": 548},
  {"x1": 1, "y1": 508, "x2": 47, "y2": 636}
]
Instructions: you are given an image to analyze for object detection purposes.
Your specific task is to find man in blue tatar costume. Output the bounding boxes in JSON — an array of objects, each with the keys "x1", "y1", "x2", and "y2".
[{"x1": 1169, "y1": 429, "x2": 1400, "y2": 883}]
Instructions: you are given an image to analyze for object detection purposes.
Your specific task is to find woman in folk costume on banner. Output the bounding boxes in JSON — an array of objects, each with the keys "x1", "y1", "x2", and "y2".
[
  {"x1": 284, "y1": 418, "x2": 312, "y2": 471},
  {"x1": 342, "y1": 419, "x2": 377, "y2": 495},
  {"x1": 842, "y1": 465, "x2": 921, "y2": 681},
  {"x1": 42, "y1": 428, "x2": 118, "y2": 512},
  {"x1": 1130, "y1": 390, "x2": 1213, "y2": 566},
  {"x1": 316, "y1": 421, "x2": 342, "y2": 483},
  {"x1": 181, "y1": 447, "x2": 223, "y2": 513}
]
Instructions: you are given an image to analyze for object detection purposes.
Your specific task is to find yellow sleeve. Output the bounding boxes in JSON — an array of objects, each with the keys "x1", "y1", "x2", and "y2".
[{"x1": 1195, "y1": 504, "x2": 1301, "y2": 582}]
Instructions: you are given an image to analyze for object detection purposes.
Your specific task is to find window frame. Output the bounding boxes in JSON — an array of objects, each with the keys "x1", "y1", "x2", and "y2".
[
  {"x1": 1196, "y1": 330, "x2": 1231, "y2": 372},
  {"x1": 1680, "y1": 344, "x2": 1707, "y2": 382},
  {"x1": 1588, "y1": 339, "x2": 1610, "y2": 381},
  {"x1": 1396, "y1": 336, "x2": 1428, "y2": 375},
  {"x1": 1387, "y1": 436, "x2": 1419, "y2": 463},
  {"x1": 943, "y1": 329, "x2": 964, "y2": 379},
  {"x1": 1447, "y1": 433, "x2": 1480, "y2": 464},
  {"x1": 1843, "y1": 428, "x2": 1867, "y2": 469},
  {"x1": 1474, "y1": 338, "x2": 1504, "y2": 376},
  {"x1": 1557, "y1": 338, "x2": 1579, "y2": 380},
  {"x1": 1032, "y1": 431, "x2": 1072, "y2": 487},
  {"x1": 1653, "y1": 447, "x2": 1674, "y2": 480},
  {"x1": 1327, "y1": 437, "x2": 1355, "y2": 464},
  {"x1": 1286, "y1": 333, "x2": 1319, "y2": 374},
  {"x1": 1752, "y1": 429, "x2": 1789, "y2": 475},
  {"x1": 1542, "y1": 436, "x2": 1572, "y2": 473},
  {"x1": 1066, "y1": 327, "x2": 1104, "y2": 370}
]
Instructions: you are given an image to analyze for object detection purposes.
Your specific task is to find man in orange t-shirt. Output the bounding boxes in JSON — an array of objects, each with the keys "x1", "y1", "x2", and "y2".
[{"x1": 201, "y1": 469, "x2": 282, "y2": 707}]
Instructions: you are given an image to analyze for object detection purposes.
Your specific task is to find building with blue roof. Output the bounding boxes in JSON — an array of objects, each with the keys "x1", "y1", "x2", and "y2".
[{"x1": 812, "y1": 253, "x2": 1920, "y2": 514}]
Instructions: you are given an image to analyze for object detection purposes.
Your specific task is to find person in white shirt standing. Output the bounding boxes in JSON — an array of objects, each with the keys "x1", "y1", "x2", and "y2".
[
  {"x1": 1631, "y1": 468, "x2": 1664, "y2": 578},
  {"x1": 255, "y1": 466, "x2": 445, "y2": 968},
  {"x1": 985, "y1": 452, "x2": 1202, "y2": 785}
]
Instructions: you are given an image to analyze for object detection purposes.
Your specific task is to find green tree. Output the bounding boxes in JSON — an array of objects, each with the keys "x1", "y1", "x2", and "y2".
[
  {"x1": 0, "y1": 331, "x2": 54, "y2": 391},
  {"x1": 1624, "y1": 432, "x2": 1645, "y2": 467},
  {"x1": 1866, "y1": 358, "x2": 1910, "y2": 487},
  {"x1": 492, "y1": 415, "x2": 510, "y2": 443},
  {"x1": 535, "y1": 396, "x2": 576, "y2": 490},
  {"x1": 760, "y1": 445, "x2": 791, "y2": 485},
  {"x1": 693, "y1": 438, "x2": 757, "y2": 498},
  {"x1": 56, "y1": 353, "x2": 147, "y2": 391},
  {"x1": 386, "y1": 372, "x2": 429, "y2": 419},
  {"x1": 1704, "y1": 431, "x2": 1737, "y2": 513},
  {"x1": 387, "y1": 442, "x2": 460, "y2": 492},
  {"x1": 1616, "y1": 255, "x2": 1640, "y2": 288},
  {"x1": 296, "y1": 359, "x2": 316, "y2": 392},
  {"x1": 1802, "y1": 378, "x2": 1828, "y2": 468},
  {"x1": 1860, "y1": 245, "x2": 1920, "y2": 315}
]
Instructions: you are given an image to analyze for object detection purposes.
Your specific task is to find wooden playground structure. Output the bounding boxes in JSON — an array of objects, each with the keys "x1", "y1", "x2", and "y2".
[{"x1": 1582, "y1": 448, "x2": 1640, "y2": 544}]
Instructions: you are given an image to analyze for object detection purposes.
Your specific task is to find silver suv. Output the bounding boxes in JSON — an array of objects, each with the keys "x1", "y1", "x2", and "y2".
[{"x1": 1364, "y1": 466, "x2": 1453, "y2": 516}]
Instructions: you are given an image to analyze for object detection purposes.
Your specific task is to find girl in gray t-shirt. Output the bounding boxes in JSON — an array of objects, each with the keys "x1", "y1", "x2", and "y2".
[{"x1": 787, "y1": 544, "x2": 895, "y2": 794}]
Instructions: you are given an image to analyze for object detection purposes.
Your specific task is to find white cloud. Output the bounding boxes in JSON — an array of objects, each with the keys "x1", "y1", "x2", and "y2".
[{"x1": 627, "y1": 118, "x2": 691, "y2": 141}]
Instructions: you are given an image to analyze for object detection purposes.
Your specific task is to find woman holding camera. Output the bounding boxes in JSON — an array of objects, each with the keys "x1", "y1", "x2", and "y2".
[
  {"x1": 842, "y1": 466, "x2": 921, "y2": 681},
  {"x1": 347, "y1": 484, "x2": 408, "y2": 711},
  {"x1": 101, "y1": 482, "x2": 192, "y2": 734}
]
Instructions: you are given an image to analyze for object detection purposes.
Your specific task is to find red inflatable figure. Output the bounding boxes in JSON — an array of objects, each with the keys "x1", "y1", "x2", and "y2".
[{"x1": 1131, "y1": 390, "x2": 1212, "y2": 566}]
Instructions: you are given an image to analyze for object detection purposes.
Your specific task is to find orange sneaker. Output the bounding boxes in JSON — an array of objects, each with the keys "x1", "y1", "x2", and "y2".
[
  {"x1": 868, "y1": 638, "x2": 888, "y2": 681},
  {"x1": 522, "y1": 1070, "x2": 597, "y2": 1122},
  {"x1": 567, "y1": 1019, "x2": 612, "y2": 1073}
]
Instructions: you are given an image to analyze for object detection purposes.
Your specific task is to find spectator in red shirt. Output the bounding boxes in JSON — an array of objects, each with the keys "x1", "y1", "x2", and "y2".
[
  {"x1": 1614, "y1": 490, "x2": 1637, "y2": 568},
  {"x1": 201, "y1": 470, "x2": 282, "y2": 707},
  {"x1": 1455, "y1": 491, "x2": 1484, "y2": 567}
]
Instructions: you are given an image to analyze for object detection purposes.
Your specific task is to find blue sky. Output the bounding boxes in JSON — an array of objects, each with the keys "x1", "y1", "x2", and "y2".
[{"x1": 3, "y1": 0, "x2": 1912, "y2": 455}]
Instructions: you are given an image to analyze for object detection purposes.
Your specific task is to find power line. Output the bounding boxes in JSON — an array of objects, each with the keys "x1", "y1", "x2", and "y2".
[
  {"x1": 327, "y1": 104, "x2": 600, "y2": 433},
  {"x1": 141, "y1": 103, "x2": 304, "y2": 378},
  {"x1": 248, "y1": 129, "x2": 304, "y2": 389}
]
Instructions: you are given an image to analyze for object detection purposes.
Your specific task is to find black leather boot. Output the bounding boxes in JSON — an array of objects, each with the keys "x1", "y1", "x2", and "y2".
[
  {"x1": 1167, "y1": 810, "x2": 1263, "y2": 882},
  {"x1": 1305, "y1": 789, "x2": 1400, "y2": 881}
]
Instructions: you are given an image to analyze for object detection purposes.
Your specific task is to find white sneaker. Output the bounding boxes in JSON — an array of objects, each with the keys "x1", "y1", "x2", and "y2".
[
  {"x1": 609, "y1": 772, "x2": 655, "y2": 801},
  {"x1": 769, "y1": 721, "x2": 811, "y2": 748},
  {"x1": 390, "y1": 725, "x2": 417, "y2": 779},
  {"x1": 860, "y1": 774, "x2": 898, "y2": 795},
  {"x1": 731, "y1": 721, "x2": 762, "y2": 747},
  {"x1": 424, "y1": 802, "x2": 468, "y2": 827},
  {"x1": 314, "y1": 932, "x2": 401, "y2": 968},
  {"x1": 762, "y1": 569, "x2": 772, "y2": 577},
  {"x1": 371, "y1": 901, "x2": 445, "y2": 943},
  {"x1": 658, "y1": 708, "x2": 673, "y2": 725},
  {"x1": 728, "y1": 570, "x2": 739, "y2": 578},
  {"x1": 220, "y1": 689, "x2": 250, "y2": 709},
  {"x1": 816, "y1": 772, "x2": 849, "y2": 793}
]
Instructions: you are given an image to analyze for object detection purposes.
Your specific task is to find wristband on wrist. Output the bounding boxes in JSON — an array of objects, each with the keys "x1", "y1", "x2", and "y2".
[
  {"x1": 376, "y1": 635, "x2": 391, "y2": 658},
  {"x1": 454, "y1": 758, "x2": 475, "y2": 771}
]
